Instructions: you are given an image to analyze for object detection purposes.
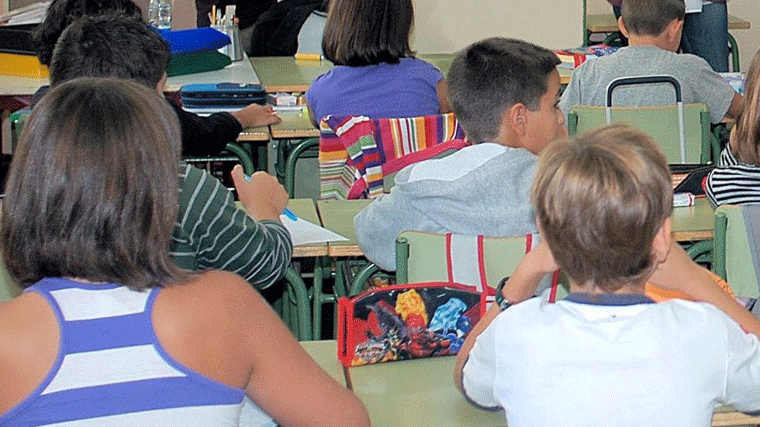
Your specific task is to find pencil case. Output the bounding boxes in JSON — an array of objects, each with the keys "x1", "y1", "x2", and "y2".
[
  {"x1": 180, "y1": 83, "x2": 267, "y2": 108},
  {"x1": 337, "y1": 282, "x2": 486, "y2": 367}
]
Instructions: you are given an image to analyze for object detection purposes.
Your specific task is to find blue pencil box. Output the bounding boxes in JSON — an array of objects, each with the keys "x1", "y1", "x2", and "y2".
[
  {"x1": 180, "y1": 83, "x2": 267, "y2": 108},
  {"x1": 159, "y1": 27, "x2": 230, "y2": 55}
]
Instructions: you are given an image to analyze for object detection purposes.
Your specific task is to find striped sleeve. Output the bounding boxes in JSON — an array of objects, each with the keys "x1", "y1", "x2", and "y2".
[
  {"x1": 705, "y1": 147, "x2": 760, "y2": 208},
  {"x1": 172, "y1": 164, "x2": 293, "y2": 288}
]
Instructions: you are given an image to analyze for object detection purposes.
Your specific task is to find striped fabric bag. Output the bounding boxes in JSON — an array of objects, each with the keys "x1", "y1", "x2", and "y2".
[{"x1": 318, "y1": 113, "x2": 467, "y2": 200}]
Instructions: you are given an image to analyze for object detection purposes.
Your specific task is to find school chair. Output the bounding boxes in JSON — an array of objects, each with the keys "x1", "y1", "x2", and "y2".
[
  {"x1": 316, "y1": 112, "x2": 467, "y2": 200},
  {"x1": 391, "y1": 230, "x2": 563, "y2": 303},
  {"x1": 183, "y1": 141, "x2": 257, "y2": 176},
  {"x1": 567, "y1": 76, "x2": 718, "y2": 164},
  {"x1": 279, "y1": 267, "x2": 313, "y2": 341},
  {"x1": 10, "y1": 108, "x2": 30, "y2": 151},
  {"x1": 712, "y1": 204, "x2": 760, "y2": 300},
  {"x1": 0, "y1": 253, "x2": 22, "y2": 303}
]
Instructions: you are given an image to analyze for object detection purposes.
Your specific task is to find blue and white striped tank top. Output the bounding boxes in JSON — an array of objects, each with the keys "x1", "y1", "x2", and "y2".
[{"x1": 0, "y1": 277, "x2": 245, "y2": 426}]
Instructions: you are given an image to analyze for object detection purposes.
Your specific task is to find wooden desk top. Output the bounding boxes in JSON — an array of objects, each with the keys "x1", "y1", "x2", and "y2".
[
  {"x1": 313, "y1": 197, "x2": 712, "y2": 260},
  {"x1": 252, "y1": 54, "x2": 571, "y2": 95},
  {"x1": 671, "y1": 197, "x2": 714, "y2": 241},
  {"x1": 348, "y1": 352, "x2": 760, "y2": 427},
  {"x1": 269, "y1": 108, "x2": 319, "y2": 139},
  {"x1": 236, "y1": 126, "x2": 270, "y2": 142},
  {"x1": 349, "y1": 355, "x2": 504, "y2": 427},
  {"x1": 287, "y1": 198, "x2": 329, "y2": 257},
  {"x1": 587, "y1": 13, "x2": 750, "y2": 33},
  {"x1": 316, "y1": 199, "x2": 372, "y2": 257}
]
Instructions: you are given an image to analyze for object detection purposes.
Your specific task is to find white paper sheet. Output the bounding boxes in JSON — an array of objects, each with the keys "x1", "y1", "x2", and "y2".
[
  {"x1": 280, "y1": 215, "x2": 348, "y2": 246},
  {"x1": 685, "y1": 0, "x2": 703, "y2": 14}
]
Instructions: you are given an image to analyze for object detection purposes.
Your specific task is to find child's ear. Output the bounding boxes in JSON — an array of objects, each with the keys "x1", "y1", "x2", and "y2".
[
  {"x1": 651, "y1": 217, "x2": 673, "y2": 263},
  {"x1": 508, "y1": 103, "x2": 528, "y2": 137},
  {"x1": 156, "y1": 73, "x2": 168, "y2": 97},
  {"x1": 617, "y1": 16, "x2": 630, "y2": 39},
  {"x1": 666, "y1": 19, "x2": 684, "y2": 46}
]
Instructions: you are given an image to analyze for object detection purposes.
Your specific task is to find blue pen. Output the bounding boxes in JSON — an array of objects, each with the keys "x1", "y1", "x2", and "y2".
[{"x1": 283, "y1": 208, "x2": 298, "y2": 221}]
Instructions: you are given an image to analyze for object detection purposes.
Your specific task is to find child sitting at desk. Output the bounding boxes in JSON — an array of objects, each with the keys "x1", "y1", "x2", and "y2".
[
  {"x1": 706, "y1": 49, "x2": 760, "y2": 206},
  {"x1": 32, "y1": 0, "x2": 280, "y2": 157},
  {"x1": 0, "y1": 77, "x2": 369, "y2": 427},
  {"x1": 304, "y1": 0, "x2": 451, "y2": 126},
  {"x1": 49, "y1": 15, "x2": 293, "y2": 290},
  {"x1": 354, "y1": 37, "x2": 566, "y2": 271},
  {"x1": 560, "y1": 0, "x2": 742, "y2": 125},
  {"x1": 455, "y1": 125, "x2": 760, "y2": 427}
]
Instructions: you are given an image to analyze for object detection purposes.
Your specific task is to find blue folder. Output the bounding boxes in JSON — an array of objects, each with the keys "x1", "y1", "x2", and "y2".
[{"x1": 159, "y1": 27, "x2": 231, "y2": 55}]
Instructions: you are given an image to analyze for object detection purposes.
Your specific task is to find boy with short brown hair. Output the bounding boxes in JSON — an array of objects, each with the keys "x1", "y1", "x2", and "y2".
[
  {"x1": 560, "y1": 0, "x2": 742, "y2": 124},
  {"x1": 456, "y1": 125, "x2": 760, "y2": 427}
]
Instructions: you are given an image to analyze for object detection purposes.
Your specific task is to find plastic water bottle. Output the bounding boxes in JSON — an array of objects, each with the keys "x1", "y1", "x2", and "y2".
[
  {"x1": 148, "y1": 0, "x2": 171, "y2": 30},
  {"x1": 147, "y1": 0, "x2": 159, "y2": 26}
]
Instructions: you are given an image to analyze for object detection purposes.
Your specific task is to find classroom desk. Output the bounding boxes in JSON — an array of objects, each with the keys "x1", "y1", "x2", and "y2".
[
  {"x1": 316, "y1": 199, "x2": 372, "y2": 257},
  {"x1": 269, "y1": 108, "x2": 319, "y2": 139},
  {"x1": 287, "y1": 198, "x2": 329, "y2": 258},
  {"x1": 164, "y1": 54, "x2": 260, "y2": 92},
  {"x1": 348, "y1": 352, "x2": 760, "y2": 427},
  {"x1": 586, "y1": 13, "x2": 750, "y2": 33},
  {"x1": 300, "y1": 339, "x2": 347, "y2": 387},
  {"x1": 251, "y1": 55, "x2": 573, "y2": 94},
  {"x1": 672, "y1": 197, "x2": 714, "y2": 241},
  {"x1": 314, "y1": 197, "x2": 713, "y2": 259}
]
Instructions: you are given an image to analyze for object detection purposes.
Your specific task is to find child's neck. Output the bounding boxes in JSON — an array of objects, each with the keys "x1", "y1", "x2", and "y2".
[
  {"x1": 627, "y1": 35, "x2": 676, "y2": 52},
  {"x1": 568, "y1": 281, "x2": 646, "y2": 296}
]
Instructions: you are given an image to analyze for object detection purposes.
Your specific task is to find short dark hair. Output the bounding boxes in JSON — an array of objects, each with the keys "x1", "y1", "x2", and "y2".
[
  {"x1": 49, "y1": 14, "x2": 170, "y2": 88},
  {"x1": 531, "y1": 125, "x2": 673, "y2": 293},
  {"x1": 322, "y1": 0, "x2": 414, "y2": 66},
  {"x1": 622, "y1": 0, "x2": 685, "y2": 37},
  {"x1": 447, "y1": 37, "x2": 561, "y2": 143},
  {"x1": 33, "y1": 0, "x2": 143, "y2": 66},
  {"x1": 1, "y1": 77, "x2": 185, "y2": 291}
]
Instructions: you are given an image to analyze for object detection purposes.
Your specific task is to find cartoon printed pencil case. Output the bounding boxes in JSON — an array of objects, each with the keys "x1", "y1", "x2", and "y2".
[
  {"x1": 180, "y1": 83, "x2": 267, "y2": 107},
  {"x1": 337, "y1": 282, "x2": 486, "y2": 367}
]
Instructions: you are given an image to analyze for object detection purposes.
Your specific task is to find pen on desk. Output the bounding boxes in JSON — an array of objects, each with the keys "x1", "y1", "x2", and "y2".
[{"x1": 283, "y1": 208, "x2": 298, "y2": 221}]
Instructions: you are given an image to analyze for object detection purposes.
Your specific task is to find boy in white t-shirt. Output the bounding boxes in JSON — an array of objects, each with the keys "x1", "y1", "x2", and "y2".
[{"x1": 455, "y1": 125, "x2": 760, "y2": 427}]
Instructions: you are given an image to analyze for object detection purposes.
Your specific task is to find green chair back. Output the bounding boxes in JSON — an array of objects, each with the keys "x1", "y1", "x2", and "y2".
[
  {"x1": 568, "y1": 103, "x2": 715, "y2": 164},
  {"x1": 395, "y1": 231, "x2": 564, "y2": 299},
  {"x1": 0, "y1": 254, "x2": 22, "y2": 302},
  {"x1": 713, "y1": 205, "x2": 760, "y2": 299}
]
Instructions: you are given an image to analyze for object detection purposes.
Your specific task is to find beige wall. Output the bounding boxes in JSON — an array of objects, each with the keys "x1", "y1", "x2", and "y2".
[
  {"x1": 9, "y1": 0, "x2": 757, "y2": 69},
  {"x1": 410, "y1": 0, "x2": 584, "y2": 53}
]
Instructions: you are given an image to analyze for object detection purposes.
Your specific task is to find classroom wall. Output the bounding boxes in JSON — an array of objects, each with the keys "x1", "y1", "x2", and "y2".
[
  {"x1": 8, "y1": 0, "x2": 756, "y2": 70},
  {"x1": 409, "y1": 0, "x2": 584, "y2": 53}
]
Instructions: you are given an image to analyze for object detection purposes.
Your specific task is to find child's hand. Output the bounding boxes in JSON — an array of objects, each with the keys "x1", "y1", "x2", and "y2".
[
  {"x1": 500, "y1": 240, "x2": 559, "y2": 303},
  {"x1": 525, "y1": 240, "x2": 560, "y2": 276},
  {"x1": 647, "y1": 241, "x2": 706, "y2": 293},
  {"x1": 231, "y1": 165, "x2": 289, "y2": 222},
  {"x1": 232, "y1": 104, "x2": 282, "y2": 128}
]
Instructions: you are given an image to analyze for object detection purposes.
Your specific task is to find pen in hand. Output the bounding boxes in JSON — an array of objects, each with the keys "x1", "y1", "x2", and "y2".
[{"x1": 243, "y1": 173, "x2": 297, "y2": 220}]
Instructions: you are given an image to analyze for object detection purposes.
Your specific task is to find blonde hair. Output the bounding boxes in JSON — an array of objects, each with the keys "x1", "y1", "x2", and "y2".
[
  {"x1": 730, "y1": 49, "x2": 760, "y2": 165},
  {"x1": 531, "y1": 125, "x2": 673, "y2": 292}
]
